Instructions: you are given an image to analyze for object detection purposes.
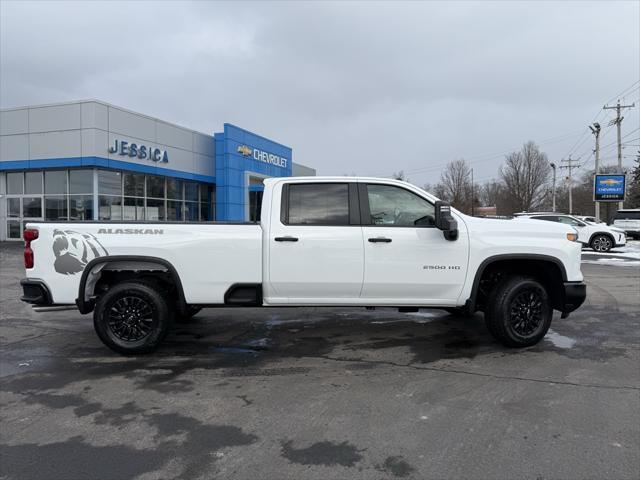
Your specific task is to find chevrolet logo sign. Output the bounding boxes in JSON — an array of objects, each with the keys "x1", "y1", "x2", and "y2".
[
  {"x1": 600, "y1": 179, "x2": 623, "y2": 185},
  {"x1": 237, "y1": 145, "x2": 252, "y2": 156}
]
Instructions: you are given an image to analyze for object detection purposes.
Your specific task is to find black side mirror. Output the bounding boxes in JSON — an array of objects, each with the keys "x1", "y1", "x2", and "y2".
[{"x1": 434, "y1": 201, "x2": 458, "y2": 241}]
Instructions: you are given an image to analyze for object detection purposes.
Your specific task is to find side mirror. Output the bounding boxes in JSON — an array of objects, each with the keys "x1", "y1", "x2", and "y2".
[{"x1": 434, "y1": 201, "x2": 458, "y2": 241}]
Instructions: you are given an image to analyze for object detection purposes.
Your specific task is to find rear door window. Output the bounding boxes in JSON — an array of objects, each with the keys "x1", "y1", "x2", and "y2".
[
  {"x1": 531, "y1": 215, "x2": 559, "y2": 223},
  {"x1": 285, "y1": 183, "x2": 350, "y2": 225}
]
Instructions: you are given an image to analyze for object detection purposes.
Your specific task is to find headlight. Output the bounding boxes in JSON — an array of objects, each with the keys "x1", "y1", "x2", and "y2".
[{"x1": 567, "y1": 233, "x2": 578, "y2": 242}]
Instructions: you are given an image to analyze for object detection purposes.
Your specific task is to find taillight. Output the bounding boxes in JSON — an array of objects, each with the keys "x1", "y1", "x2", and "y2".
[{"x1": 24, "y1": 229, "x2": 39, "y2": 269}]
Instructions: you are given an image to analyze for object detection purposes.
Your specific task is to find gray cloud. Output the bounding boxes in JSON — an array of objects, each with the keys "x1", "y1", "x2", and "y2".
[{"x1": 1, "y1": 1, "x2": 638, "y2": 183}]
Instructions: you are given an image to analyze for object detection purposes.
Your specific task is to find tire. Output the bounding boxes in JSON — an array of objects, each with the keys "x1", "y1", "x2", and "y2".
[
  {"x1": 590, "y1": 234, "x2": 613, "y2": 252},
  {"x1": 175, "y1": 306, "x2": 203, "y2": 323},
  {"x1": 93, "y1": 281, "x2": 171, "y2": 355},
  {"x1": 484, "y1": 275, "x2": 552, "y2": 348}
]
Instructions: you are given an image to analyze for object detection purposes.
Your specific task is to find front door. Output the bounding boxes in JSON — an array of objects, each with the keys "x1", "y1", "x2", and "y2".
[
  {"x1": 359, "y1": 183, "x2": 469, "y2": 304},
  {"x1": 267, "y1": 182, "x2": 364, "y2": 304}
]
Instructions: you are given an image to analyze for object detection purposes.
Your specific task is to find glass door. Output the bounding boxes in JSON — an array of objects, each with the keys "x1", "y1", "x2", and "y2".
[{"x1": 6, "y1": 196, "x2": 43, "y2": 241}]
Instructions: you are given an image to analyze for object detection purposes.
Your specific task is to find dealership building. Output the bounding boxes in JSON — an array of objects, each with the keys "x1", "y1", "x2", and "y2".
[{"x1": 0, "y1": 99, "x2": 315, "y2": 241}]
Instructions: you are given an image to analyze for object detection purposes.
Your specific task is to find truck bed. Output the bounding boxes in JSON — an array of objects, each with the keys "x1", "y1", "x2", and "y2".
[{"x1": 24, "y1": 222, "x2": 263, "y2": 304}]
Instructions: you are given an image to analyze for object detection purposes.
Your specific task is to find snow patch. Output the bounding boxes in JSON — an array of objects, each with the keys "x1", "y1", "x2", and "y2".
[
  {"x1": 582, "y1": 258, "x2": 640, "y2": 267},
  {"x1": 545, "y1": 329, "x2": 576, "y2": 349}
]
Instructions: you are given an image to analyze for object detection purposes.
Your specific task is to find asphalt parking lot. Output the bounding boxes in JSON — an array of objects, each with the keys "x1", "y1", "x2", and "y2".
[{"x1": 1, "y1": 241, "x2": 639, "y2": 480}]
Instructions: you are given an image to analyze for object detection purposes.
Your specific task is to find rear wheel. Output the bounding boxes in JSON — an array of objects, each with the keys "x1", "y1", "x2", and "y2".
[
  {"x1": 94, "y1": 281, "x2": 171, "y2": 355},
  {"x1": 484, "y1": 275, "x2": 552, "y2": 348},
  {"x1": 590, "y1": 234, "x2": 613, "y2": 252}
]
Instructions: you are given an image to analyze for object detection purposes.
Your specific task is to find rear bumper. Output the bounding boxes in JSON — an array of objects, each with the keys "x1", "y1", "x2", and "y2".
[
  {"x1": 561, "y1": 281, "x2": 586, "y2": 317},
  {"x1": 20, "y1": 279, "x2": 52, "y2": 306}
]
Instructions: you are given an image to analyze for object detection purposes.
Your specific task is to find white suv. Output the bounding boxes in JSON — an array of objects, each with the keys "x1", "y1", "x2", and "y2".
[
  {"x1": 515, "y1": 213, "x2": 626, "y2": 252},
  {"x1": 612, "y1": 209, "x2": 640, "y2": 240}
]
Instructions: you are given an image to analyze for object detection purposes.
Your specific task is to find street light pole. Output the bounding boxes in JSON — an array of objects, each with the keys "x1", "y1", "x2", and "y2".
[
  {"x1": 550, "y1": 162, "x2": 557, "y2": 212},
  {"x1": 589, "y1": 123, "x2": 601, "y2": 221}
]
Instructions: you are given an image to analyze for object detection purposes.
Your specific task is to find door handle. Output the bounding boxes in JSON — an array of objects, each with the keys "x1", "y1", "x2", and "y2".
[
  {"x1": 368, "y1": 237, "x2": 392, "y2": 243},
  {"x1": 274, "y1": 236, "x2": 299, "y2": 242}
]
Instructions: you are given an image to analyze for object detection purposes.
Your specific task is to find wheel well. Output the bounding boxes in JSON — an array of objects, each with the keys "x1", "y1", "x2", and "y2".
[
  {"x1": 589, "y1": 232, "x2": 614, "y2": 245},
  {"x1": 472, "y1": 258, "x2": 565, "y2": 313},
  {"x1": 77, "y1": 256, "x2": 186, "y2": 314}
]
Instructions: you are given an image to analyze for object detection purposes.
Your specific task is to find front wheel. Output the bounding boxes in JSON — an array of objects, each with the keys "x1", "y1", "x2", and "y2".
[
  {"x1": 484, "y1": 275, "x2": 552, "y2": 348},
  {"x1": 590, "y1": 234, "x2": 612, "y2": 252},
  {"x1": 93, "y1": 281, "x2": 171, "y2": 355}
]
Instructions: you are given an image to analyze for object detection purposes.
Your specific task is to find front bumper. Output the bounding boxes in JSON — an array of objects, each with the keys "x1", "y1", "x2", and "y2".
[
  {"x1": 561, "y1": 281, "x2": 586, "y2": 318},
  {"x1": 20, "y1": 279, "x2": 52, "y2": 306}
]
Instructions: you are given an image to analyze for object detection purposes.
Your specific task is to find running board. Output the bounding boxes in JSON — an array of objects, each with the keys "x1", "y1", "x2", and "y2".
[{"x1": 32, "y1": 306, "x2": 78, "y2": 313}]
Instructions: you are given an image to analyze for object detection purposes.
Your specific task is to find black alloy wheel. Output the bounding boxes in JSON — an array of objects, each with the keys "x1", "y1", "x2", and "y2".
[
  {"x1": 509, "y1": 288, "x2": 544, "y2": 337},
  {"x1": 107, "y1": 296, "x2": 154, "y2": 342},
  {"x1": 94, "y1": 281, "x2": 171, "y2": 355}
]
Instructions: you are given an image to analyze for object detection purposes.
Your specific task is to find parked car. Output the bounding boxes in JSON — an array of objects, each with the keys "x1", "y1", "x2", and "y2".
[
  {"x1": 576, "y1": 215, "x2": 604, "y2": 224},
  {"x1": 20, "y1": 177, "x2": 586, "y2": 354},
  {"x1": 514, "y1": 212, "x2": 626, "y2": 252},
  {"x1": 612, "y1": 209, "x2": 640, "y2": 240}
]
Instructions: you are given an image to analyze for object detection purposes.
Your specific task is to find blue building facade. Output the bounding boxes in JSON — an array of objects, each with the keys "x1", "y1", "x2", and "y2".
[
  {"x1": 214, "y1": 123, "x2": 292, "y2": 221},
  {"x1": 0, "y1": 100, "x2": 314, "y2": 241}
]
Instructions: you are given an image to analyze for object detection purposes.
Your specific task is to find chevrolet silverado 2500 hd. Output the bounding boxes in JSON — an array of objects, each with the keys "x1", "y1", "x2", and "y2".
[{"x1": 20, "y1": 177, "x2": 586, "y2": 354}]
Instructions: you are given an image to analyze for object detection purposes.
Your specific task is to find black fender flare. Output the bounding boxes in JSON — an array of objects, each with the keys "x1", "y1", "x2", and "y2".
[
  {"x1": 76, "y1": 255, "x2": 186, "y2": 314},
  {"x1": 465, "y1": 254, "x2": 568, "y2": 312}
]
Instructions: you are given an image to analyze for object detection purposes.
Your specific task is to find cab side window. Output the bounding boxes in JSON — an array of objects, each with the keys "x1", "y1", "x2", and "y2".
[
  {"x1": 286, "y1": 183, "x2": 350, "y2": 225},
  {"x1": 366, "y1": 184, "x2": 435, "y2": 227}
]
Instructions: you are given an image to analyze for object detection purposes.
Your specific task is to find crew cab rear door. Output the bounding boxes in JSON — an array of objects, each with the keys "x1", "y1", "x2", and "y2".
[
  {"x1": 359, "y1": 182, "x2": 469, "y2": 304},
  {"x1": 265, "y1": 181, "x2": 364, "y2": 303}
]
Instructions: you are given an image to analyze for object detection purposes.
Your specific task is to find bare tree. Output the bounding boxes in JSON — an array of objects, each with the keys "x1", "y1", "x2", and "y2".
[
  {"x1": 423, "y1": 182, "x2": 447, "y2": 200},
  {"x1": 499, "y1": 142, "x2": 551, "y2": 213},
  {"x1": 440, "y1": 159, "x2": 472, "y2": 213},
  {"x1": 392, "y1": 170, "x2": 408, "y2": 181},
  {"x1": 480, "y1": 180, "x2": 503, "y2": 207}
]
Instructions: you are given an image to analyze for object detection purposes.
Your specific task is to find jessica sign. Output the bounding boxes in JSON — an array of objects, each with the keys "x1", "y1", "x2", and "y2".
[
  {"x1": 109, "y1": 139, "x2": 168, "y2": 163},
  {"x1": 594, "y1": 174, "x2": 625, "y2": 202}
]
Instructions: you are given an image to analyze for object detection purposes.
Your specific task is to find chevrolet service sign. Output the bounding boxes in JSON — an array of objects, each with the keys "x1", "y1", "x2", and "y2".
[{"x1": 594, "y1": 174, "x2": 626, "y2": 201}]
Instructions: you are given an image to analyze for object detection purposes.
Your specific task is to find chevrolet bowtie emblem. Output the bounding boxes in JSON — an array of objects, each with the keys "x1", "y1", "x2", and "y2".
[
  {"x1": 237, "y1": 145, "x2": 252, "y2": 156},
  {"x1": 600, "y1": 178, "x2": 622, "y2": 186}
]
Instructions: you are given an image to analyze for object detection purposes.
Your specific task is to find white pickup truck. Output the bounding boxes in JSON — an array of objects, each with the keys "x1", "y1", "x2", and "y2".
[{"x1": 21, "y1": 177, "x2": 586, "y2": 354}]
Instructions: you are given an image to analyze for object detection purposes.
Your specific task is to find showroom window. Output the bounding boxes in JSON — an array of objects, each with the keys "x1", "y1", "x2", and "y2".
[
  {"x1": 69, "y1": 170, "x2": 94, "y2": 221},
  {"x1": 146, "y1": 175, "x2": 166, "y2": 221},
  {"x1": 167, "y1": 179, "x2": 183, "y2": 221},
  {"x1": 25, "y1": 171, "x2": 43, "y2": 194},
  {"x1": 2, "y1": 168, "x2": 215, "y2": 234},
  {"x1": 7, "y1": 172, "x2": 24, "y2": 194},
  {"x1": 44, "y1": 170, "x2": 68, "y2": 220},
  {"x1": 123, "y1": 172, "x2": 145, "y2": 220},
  {"x1": 98, "y1": 170, "x2": 122, "y2": 220}
]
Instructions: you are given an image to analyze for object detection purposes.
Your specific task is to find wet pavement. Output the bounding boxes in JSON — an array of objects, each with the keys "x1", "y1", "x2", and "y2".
[{"x1": 1, "y1": 242, "x2": 639, "y2": 479}]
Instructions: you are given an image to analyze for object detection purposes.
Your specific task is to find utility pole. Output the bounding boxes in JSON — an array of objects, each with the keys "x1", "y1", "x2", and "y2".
[
  {"x1": 604, "y1": 100, "x2": 635, "y2": 210},
  {"x1": 550, "y1": 162, "x2": 557, "y2": 212},
  {"x1": 471, "y1": 168, "x2": 474, "y2": 216},
  {"x1": 589, "y1": 122, "x2": 601, "y2": 220},
  {"x1": 560, "y1": 156, "x2": 581, "y2": 214}
]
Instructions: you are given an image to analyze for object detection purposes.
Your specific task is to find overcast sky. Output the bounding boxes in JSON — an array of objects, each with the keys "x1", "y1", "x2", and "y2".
[{"x1": 1, "y1": 1, "x2": 639, "y2": 184}]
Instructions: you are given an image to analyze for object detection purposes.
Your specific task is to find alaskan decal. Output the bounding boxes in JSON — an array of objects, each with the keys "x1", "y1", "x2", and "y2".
[{"x1": 52, "y1": 229, "x2": 108, "y2": 275}]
